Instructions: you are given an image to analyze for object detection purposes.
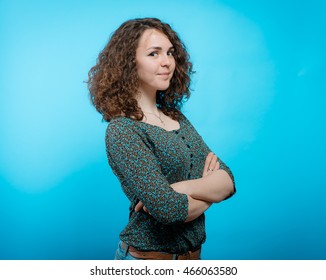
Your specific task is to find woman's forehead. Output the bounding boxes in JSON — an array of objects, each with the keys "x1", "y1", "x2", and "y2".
[{"x1": 137, "y1": 29, "x2": 173, "y2": 49}]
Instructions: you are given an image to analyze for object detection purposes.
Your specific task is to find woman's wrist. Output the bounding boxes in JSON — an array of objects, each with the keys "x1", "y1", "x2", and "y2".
[{"x1": 185, "y1": 195, "x2": 212, "y2": 222}]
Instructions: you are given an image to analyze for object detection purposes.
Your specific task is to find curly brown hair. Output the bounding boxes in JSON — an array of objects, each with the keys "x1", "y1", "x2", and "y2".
[{"x1": 87, "y1": 18, "x2": 194, "y2": 122}]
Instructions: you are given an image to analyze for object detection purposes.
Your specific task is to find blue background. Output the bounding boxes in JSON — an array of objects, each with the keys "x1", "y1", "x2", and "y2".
[{"x1": 1, "y1": 0, "x2": 325, "y2": 259}]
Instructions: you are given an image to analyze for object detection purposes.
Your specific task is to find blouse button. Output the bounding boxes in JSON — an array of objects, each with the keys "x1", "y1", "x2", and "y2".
[
  {"x1": 190, "y1": 154, "x2": 193, "y2": 158},
  {"x1": 188, "y1": 173, "x2": 191, "y2": 179},
  {"x1": 182, "y1": 136, "x2": 185, "y2": 140},
  {"x1": 190, "y1": 163, "x2": 193, "y2": 169},
  {"x1": 186, "y1": 144, "x2": 191, "y2": 148}
]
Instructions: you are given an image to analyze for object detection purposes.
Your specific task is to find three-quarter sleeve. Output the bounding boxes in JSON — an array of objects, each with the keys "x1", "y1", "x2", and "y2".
[
  {"x1": 105, "y1": 120, "x2": 188, "y2": 225},
  {"x1": 218, "y1": 158, "x2": 236, "y2": 197}
]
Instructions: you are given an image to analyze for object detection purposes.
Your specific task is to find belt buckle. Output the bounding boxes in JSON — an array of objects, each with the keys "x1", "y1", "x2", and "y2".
[{"x1": 178, "y1": 251, "x2": 190, "y2": 260}]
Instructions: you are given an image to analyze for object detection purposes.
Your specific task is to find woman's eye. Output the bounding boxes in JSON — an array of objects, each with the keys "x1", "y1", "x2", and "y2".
[
  {"x1": 167, "y1": 51, "x2": 174, "y2": 56},
  {"x1": 148, "y1": 52, "x2": 158, "y2": 56}
]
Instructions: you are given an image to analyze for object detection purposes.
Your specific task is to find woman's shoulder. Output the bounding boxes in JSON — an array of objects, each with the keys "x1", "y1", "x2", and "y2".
[
  {"x1": 106, "y1": 116, "x2": 133, "y2": 133},
  {"x1": 106, "y1": 116, "x2": 143, "y2": 141},
  {"x1": 105, "y1": 117, "x2": 149, "y2": 153},
  {"x1": 107, "y1": 116, "x2": 131, "y2": 127}
]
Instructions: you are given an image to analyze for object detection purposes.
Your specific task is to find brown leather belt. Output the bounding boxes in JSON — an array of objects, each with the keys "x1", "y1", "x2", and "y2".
[{"x1": 121, "y1": 242, "x2": 201, "y2": 260}]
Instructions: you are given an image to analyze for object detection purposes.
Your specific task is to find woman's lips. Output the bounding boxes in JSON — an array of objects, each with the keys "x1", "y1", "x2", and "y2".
[{"x1": 157, "y1": 72, "x2": 170, "y2": 77}]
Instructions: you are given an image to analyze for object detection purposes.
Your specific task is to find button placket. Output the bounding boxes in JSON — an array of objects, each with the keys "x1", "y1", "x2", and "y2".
[{"x1": 179, "y1": 134, "x2": 192, "y2": 180}]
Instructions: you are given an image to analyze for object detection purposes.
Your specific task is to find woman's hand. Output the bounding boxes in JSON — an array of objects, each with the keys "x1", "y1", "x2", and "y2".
[
  {"x1": 202, "y1": 152, "x2": 220, "y2": 177},
  {"x1": 135, "y1": 201, "x2": 150, "y2": 214}
]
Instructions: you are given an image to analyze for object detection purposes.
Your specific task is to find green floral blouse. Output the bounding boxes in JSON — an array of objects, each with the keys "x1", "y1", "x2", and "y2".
[{"x1": 105, "y1": 112, "x2": 235, "y2": 254}]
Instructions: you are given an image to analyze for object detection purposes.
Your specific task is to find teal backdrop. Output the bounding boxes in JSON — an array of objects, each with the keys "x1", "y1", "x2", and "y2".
[{"x1": 1, "y1": 0, "x2": 325, "y2": 259}]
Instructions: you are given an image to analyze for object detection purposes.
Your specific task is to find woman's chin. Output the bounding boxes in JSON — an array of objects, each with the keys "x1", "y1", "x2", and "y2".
[{"x1": 156, "y1": 84, "x2": 170, "y2": 91}]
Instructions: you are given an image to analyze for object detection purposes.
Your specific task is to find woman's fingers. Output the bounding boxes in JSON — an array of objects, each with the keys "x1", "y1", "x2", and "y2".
[
  {"x1": 135, "y1": 201, "x2": 151, "y2": 215},
  {"x1": 135, "y1": 201, "x2": 144, "y2": 212},
  {"x1": 210, "y1": 154, "x2": 219, "y2": 170},
  {"x1": 203, "y1": 152, "x2": 220, "y2": 177},
  {"x1": 215, "y1": 159, "x2": 220, "y2": 170},
  {"x1": 203, "y1": 152, "x2": 214, "y2": 176}
]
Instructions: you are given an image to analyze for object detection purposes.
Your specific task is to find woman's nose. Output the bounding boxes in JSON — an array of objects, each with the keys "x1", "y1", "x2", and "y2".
[{"x1": 160, "y1": 54, "x2": 172, "y2": 67}]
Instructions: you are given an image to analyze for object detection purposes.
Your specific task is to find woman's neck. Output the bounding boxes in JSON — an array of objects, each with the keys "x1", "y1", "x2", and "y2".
[{"x1": 136, "y1": 90, "x2": 159, "y2": 114}]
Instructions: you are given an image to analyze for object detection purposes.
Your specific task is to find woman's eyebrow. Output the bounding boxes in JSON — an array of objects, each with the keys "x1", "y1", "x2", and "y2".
[{"x1": 146, "y1": 46, "x2": 174, "y2": 51}]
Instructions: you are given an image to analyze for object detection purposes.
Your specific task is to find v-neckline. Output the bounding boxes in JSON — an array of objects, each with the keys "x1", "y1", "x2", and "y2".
[
  {"x1": 130, "y1": 116, "x2": 182, "y2": 133},
  {"x1": 138, "y1": 120, "x2": 181, "y2": 132}
]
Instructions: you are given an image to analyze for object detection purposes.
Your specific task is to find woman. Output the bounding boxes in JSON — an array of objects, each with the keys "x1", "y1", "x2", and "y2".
[{"x1": 87, "y1": 18, "x2": 235, "y2": 260}]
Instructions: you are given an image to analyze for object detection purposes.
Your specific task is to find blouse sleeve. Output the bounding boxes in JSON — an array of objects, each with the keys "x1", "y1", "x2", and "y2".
[
  {"x1": 105, "y1": 120, "x2": 189, "y2": 225},
  {"x1": 217, "y1": 158, "x2": 236, "y2": 198}
]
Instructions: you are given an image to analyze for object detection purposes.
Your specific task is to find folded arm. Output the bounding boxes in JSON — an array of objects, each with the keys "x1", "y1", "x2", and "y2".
[
  {"x1": 171, "y1": 170, "x2": 234, "y2": 203},
  {"x1": 171, "y1": 152, "x2": 235, "y2": 221},
  {"x1": 136, "y1": 152, "x2": 235, "y2": 222}
]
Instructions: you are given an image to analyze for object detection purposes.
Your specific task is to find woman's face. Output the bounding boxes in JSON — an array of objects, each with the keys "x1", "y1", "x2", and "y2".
[{"x1": 136, "y1": 29, "x2": 176, "y2": 95}]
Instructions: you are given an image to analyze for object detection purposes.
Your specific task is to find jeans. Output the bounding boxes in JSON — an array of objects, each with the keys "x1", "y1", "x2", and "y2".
[{"x1": 114, "y1": 241, "x2": 144, "y2": 260}]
